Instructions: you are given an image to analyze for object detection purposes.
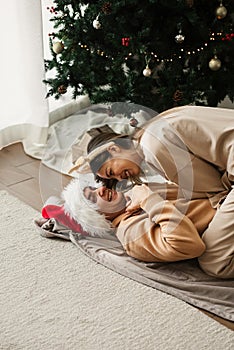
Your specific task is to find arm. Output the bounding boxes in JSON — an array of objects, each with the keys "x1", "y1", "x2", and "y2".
[{"x1": 117, "y1": 186, "x2": 206, "y2": 262}]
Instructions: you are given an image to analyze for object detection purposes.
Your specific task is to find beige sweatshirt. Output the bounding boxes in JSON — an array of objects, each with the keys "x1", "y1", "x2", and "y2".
[
  {"x1": 113, "y1": 183, "x2": 215, "y2": 263},
  {"x1": 136, "y1": 105, "x2": 234, "y2": 208}
]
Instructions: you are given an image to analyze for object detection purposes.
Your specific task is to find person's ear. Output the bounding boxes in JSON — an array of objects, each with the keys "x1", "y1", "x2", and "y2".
[{"x1": 107, "y1": 144, "x2": 121, "y2": 155}]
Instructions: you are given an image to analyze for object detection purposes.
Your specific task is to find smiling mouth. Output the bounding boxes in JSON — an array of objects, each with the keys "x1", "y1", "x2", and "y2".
[{"x1": 106, "y1": 189, "x2": 117, "y2": 202}]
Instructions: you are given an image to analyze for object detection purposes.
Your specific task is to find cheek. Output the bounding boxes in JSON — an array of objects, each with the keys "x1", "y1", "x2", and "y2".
[
  {"x1": 104, "y1": 197, "x2": 127, "y2": 214},
  {"x1": 97, "y1": 159, "x2": 125, "y2": 177},
  {"x1": 97, "y1": 196, "x2": 126, "y2": 215},
  {"x1": 97, "y1": 161, "x2": 110, "y2": 178},
  {"x1": 113, "y1": 159, "x2": 140, "y2": 175},
  {"x1": 96, "y1": 197, "x2": 108, "y2": 212},
  {"x1": 111, "y1": 158, "x2": 131, "y2": 172},
  {"x1": 97, "y1": 158, "x2": 140, "y2": 179}
]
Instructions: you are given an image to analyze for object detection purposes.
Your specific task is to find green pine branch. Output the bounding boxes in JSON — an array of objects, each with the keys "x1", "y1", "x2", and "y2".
[{"x1": 44, "y1": 0, "x2": 234, "y2": 112}]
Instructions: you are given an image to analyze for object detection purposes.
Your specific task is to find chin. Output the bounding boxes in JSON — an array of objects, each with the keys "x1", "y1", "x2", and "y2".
[
  {"x1": 105, "y1": 207, "x2": 126, "y2": 220},
  {"x1": 104, "y1": 197, "x2": 127, "y2": 218}
]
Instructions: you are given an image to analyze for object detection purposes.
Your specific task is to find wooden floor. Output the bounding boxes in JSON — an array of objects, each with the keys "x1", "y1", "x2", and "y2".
[{"x1": 0, "y1": 142, "x2": 233, "y2": 331}]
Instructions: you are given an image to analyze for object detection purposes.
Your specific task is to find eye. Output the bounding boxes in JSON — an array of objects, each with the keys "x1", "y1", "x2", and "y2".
[
  {"x1": 91, "y1": 193, "x2": 97, "y2": 203},
  {"x1": 106, "y1": 168, "x2": 114, "y2": 178},
  {"x1": 88, "y1": 192, "x2": 97, "y2": 203},
  {"x1": 86, "y1": 187, "x2": 97, "y2": 203}
]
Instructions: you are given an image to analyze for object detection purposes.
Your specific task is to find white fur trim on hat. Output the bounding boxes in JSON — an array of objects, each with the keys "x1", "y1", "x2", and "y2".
[{"x1": 62, "y1": 178, "x2": 114, "y2": 237}]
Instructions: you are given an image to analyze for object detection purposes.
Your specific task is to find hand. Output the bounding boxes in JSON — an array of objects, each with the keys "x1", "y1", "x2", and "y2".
[{"x1": 126, "y1": 184, "x2": 153, "y2": 212}]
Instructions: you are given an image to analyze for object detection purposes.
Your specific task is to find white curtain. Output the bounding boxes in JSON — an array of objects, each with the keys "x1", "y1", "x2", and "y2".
[
  {"x1": 0, "y1": 1, "x2": 48, "y2": 158},
  {"x1": 0, "y1": 1, "x2": 89, "y2": 158}
]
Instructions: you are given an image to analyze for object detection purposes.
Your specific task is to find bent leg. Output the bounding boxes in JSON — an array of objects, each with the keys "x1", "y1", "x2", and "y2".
[{"x1": 198, "y1": 188, "x2": 234, "y2": 279}]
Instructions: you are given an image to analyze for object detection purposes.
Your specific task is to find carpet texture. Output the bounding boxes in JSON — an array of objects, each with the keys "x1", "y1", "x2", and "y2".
[{"x1": 0, "y1": 191, "x2": 233, "y2": 350}]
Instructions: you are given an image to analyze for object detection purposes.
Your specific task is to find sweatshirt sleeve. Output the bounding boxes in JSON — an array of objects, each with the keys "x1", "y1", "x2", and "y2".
[{"x1": 116, "y1": 192, "x2": 206, "y2": 262}]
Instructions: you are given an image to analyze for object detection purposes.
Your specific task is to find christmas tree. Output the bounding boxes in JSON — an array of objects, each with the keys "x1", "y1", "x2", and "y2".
[{"x1": 44, "y1": 0, "x2": 234, "y2": 112}]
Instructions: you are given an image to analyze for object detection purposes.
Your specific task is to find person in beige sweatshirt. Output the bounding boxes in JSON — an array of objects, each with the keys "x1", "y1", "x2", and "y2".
[
  {"x1": 83, "y1": 182, "x2": 215, "y2": 264},
  {"x1": 70, "y1": 105, "x2": 234, "y2": 278}
]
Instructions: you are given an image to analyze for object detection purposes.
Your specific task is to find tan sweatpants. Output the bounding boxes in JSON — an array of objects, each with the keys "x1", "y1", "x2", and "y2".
[{"x1": 198, "y1": 187, "x2": 234, "y2": 279}]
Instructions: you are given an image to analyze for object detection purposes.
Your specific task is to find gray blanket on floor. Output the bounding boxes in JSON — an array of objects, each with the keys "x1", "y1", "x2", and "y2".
[{"x1": 35, "y1": 218, "x2": 234, "y2": 322}]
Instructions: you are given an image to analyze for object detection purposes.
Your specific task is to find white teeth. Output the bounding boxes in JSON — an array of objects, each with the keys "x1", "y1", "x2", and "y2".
[{"x1": 108, "y1": 190, "x2": 112, "y2": 201}]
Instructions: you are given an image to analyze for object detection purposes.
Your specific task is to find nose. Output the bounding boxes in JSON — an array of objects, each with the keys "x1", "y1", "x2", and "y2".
[
  {"x1": 97, "y1": 186, "x2": 106, "y2": 196},
  {"x1": 113, "y1": 174, "x2": 122, "y2": 181}
]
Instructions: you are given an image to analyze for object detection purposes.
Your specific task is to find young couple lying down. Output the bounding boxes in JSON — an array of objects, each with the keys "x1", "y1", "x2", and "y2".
[{"x1": 42, "y1": 105, "x2": 234, "y2": 279}]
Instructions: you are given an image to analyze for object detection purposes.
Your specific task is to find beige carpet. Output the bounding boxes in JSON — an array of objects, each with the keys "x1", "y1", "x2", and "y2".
[{"x1": 0, "y1": 191, "x2": 233, "y2": 350}]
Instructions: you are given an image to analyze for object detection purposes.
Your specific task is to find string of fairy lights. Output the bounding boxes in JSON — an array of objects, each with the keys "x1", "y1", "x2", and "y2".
[
  {"x1": 78, "y1": 31, "x2": 225, "y2": 62},
  {"x1": 51, "y1": 1, "x2": 232, "y2": 75},
  {"x1": 75, "y1": 30, "x2": 230, "y2": 74}
]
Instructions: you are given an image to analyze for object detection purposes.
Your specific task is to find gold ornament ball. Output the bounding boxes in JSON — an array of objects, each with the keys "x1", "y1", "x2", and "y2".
[
  {"x1": 52, "y1": 42, "x2": 64, "y2": 54},
  {"x1": 209, "y1": 57, "x2": 222, "y2": 71},
  {"x1": 216, "y1": 5, "x2": 227, "y2": 19},
  {"x1": 143, "y1": 66, "x2": 152, "y2": 77}
]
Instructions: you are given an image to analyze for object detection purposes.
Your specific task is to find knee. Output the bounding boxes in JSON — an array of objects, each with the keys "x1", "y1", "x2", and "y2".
[{"x1": 198, "y1": 258, "x2": 234, "y2": 279}]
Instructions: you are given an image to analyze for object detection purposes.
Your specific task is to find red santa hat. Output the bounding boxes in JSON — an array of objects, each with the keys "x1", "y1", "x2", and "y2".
[
  {"x1": 42, "y1": 177, "x2": 114, "y2": 237},
  {"x1": 42, "y1": 204, "x2": 89, "y2": 236}
]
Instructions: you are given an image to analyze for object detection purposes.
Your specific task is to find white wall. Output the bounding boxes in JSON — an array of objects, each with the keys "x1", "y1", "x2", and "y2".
[{"x1": 41, "y1": 0, "x2": 83, "y2": 112}]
